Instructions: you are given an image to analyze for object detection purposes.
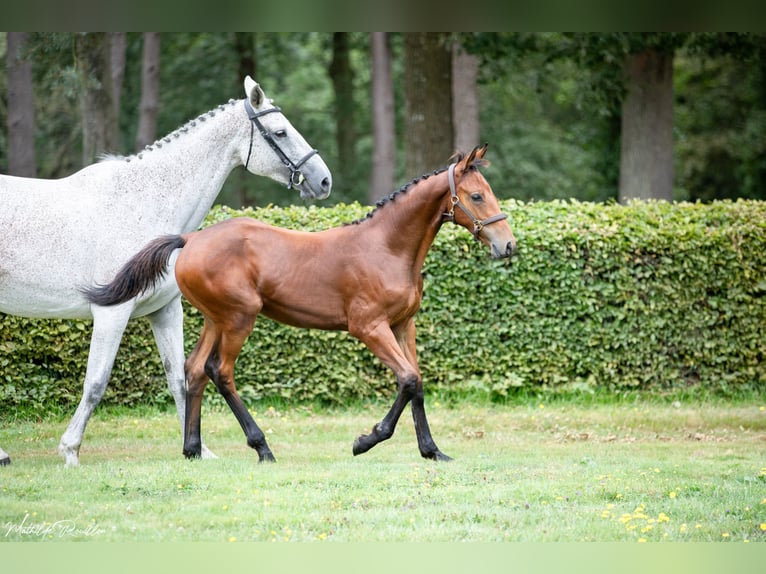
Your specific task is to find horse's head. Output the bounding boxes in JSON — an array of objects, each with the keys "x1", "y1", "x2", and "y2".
[
  {"x1": 447, "y1": 144, "x2": 516, "y2": 259},
  {"x1": 241, "y1": 76, "x2": 332, "y2": 201}
]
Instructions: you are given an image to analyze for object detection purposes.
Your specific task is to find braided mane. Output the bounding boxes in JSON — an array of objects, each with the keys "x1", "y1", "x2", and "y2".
[
  {"x1": 346, "y1": 151, "x2": 488, "y2": 226},
  {"x1": 99, "y1": 99, "x2": 243, "y2": 163}
]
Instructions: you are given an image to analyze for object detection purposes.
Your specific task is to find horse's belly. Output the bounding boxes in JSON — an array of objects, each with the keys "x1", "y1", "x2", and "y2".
[{"x1": 0, "y1": 281, "x2": 92, "y2": 319}]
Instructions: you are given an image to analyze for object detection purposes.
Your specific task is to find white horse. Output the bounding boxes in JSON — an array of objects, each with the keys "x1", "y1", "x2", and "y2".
[{"x1": 0, "y1": 76, "x2": 332, "y2": 466}]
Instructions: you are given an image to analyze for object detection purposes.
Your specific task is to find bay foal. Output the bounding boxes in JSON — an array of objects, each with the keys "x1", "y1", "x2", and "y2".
[{"x1": 86, "y1": 144, "x2": 515, "y2": 461}]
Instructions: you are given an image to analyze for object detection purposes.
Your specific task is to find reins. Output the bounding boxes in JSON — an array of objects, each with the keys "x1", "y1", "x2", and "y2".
[
  {"x1": 244, "y1": 99, "x2": 318, "y2": 189},
  {"x1": 442, "y1": 163, "x2": 507, "y2": 240}
]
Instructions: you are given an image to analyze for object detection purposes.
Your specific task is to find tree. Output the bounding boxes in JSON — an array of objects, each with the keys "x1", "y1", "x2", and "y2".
[
  {"x1": 74, "y1": 32, "x2": 118, "y2": 163},
  {"x1": 619, "y1": 46, "x2": 675, "y2": 202},
  {"x1": 135, "y1": 32, "x2": 161, "y2": 152},
  {"x1": 452, "y1": 39, "x2": 480, "y2": 154},
  {"x1": 110, "y1": 32, "x2": 126, "y2": 143},
  {"x1": 6, "y1": 32, "x2": 37, "y2": 177},
  {"x1": 403, "y1": 33, "x2": 453, "y2": 176},
  {"x1": 328, "y1": 32, "x2": 357, "y2": 198},
  {"x1": 369, "y1": 32, "x2": 395, "y2": 203}
]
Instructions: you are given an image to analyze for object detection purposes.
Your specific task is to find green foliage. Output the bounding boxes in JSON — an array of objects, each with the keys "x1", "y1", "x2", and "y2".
[{"x1": 2, "y1": 200, "x2": 764, "y2": 412}]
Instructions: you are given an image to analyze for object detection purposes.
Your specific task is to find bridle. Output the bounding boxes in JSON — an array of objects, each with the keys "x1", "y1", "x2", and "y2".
[
  {"x1": 244, "y1": 99, "x2": 318, "y2": 189},
  {"x1": 442, "y1": 163, "x2": 507, "y2": 240}
]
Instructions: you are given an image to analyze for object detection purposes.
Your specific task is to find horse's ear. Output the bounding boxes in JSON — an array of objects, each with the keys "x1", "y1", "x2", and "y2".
[
  {"x1": 244, "y1": 76, "x2": 265, "y2": 108},
  {"x1": 475, "y1": 143, "x2": 488, "y2": 160}
]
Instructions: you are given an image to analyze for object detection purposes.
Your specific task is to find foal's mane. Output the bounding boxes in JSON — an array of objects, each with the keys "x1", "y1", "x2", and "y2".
[
  {"x1": 99, "y1": 98, "x2": 245, "y2": 163},
  {"x1": 346, "y1": 152, "x2": 488, "y2": 226}
]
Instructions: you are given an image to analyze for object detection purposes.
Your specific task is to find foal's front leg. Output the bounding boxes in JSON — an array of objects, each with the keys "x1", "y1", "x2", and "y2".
[{"x1": 351, "y1": 319, "x2": 450, "y2": 461}]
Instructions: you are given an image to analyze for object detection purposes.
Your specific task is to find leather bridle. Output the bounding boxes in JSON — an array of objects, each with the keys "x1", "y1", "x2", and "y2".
[
  {"x1": 442, "y1": 163, "x2": 507, "y2": 240},
  {"x1": 244, "y1": 99, "x2": 318, "y2": 190}
]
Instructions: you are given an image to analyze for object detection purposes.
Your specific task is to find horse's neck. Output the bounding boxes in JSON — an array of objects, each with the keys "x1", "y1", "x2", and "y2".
[
  {"x1": 374, "y1": 174, "x2": 450, "y2": 269},
  {"x1": 119, "y1": 101, "x2": 245, "y2": 232}
]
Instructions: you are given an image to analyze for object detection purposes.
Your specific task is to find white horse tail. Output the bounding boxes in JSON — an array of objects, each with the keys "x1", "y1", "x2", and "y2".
[{"x1": 83, "y1": 235, "x2": 187, "y2": 307}]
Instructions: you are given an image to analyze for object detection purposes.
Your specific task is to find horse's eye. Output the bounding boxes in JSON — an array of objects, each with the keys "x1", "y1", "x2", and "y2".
[
  {"x1": 470, "y1": 193, "x2": 483, "y2": 203},
  {"x1": 274, "y1": 129, "x2": 287, "y2": 138}
]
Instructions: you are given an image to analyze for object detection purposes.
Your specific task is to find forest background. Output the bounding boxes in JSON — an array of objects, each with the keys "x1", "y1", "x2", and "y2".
[{"x1": 2, "y1": 32, "x2": 765, "y2": 208}]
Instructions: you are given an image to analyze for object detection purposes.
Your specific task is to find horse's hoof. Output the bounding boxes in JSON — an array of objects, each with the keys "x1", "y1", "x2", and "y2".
[
  {"x1": 0, "y1": 456, "x2": 10, "y2": 466},
  {"x1": 200, "y1": 445, "x2": 218, "y2": 460},
  {"x1": 426, "y1": 450, "x2": 452, "y2": 462},
  {"x1": 258, "y1": 452, "x2": 276, "y2": 463},
  {"x1": 58, "y1": 444, "x2": 80, "y2": 467}
]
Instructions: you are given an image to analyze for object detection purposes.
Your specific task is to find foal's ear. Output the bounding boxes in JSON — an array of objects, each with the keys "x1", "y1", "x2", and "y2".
[
  {"x1": 456, "y1": 143, "x2": 489, "y2": 175},
  {"x1": 244, "y1": 76, "x2": 265, "y2": 108}
]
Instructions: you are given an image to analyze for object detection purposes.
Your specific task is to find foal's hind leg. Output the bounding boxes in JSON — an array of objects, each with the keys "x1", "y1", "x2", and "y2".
[
  {"x1": 148, "y1": 299, "x2": 216, "y2": 460},
  {"x1": 209, "y1": 319, "x2": 275, "y2": 462},
  {"x1": 0, "y1": 446, "x2": 10, "y2": 466}
]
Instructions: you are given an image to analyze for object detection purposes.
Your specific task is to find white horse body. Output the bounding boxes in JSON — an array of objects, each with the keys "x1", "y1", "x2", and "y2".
[{"x1": 0, "y1": 77, "x2": 332, "y2": 465}]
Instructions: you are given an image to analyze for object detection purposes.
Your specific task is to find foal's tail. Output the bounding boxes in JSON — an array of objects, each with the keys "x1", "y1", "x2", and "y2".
[{"x1": 82, "y1": 235, "x2": 187, "y2": 306}]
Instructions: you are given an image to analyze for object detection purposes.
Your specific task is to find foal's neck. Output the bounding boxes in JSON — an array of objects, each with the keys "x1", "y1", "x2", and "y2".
[{"x1": 373, "y1": 171, "x2": 451, "y2": 269}]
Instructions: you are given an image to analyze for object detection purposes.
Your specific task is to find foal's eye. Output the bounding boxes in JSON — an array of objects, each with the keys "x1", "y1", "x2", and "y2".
[
  {"x1": 274, "y1": 129, "x2": 287, "y2": 138},
  {"x1": 470, "y1": 193, "x2": 484, "y2": 203}
]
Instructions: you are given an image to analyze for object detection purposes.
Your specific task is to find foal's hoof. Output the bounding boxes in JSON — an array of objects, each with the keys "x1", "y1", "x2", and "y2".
[
  {"x1": 426, "y1": 450, "x2": 453, "y2": 462},
  {"x1": 259, "y1": 452, "x2": 276, "y2": 463},
  {"x1": 0, "y1": 456, "x2": 10, "y2": 466},
  {"x1": 352, "y1": 436, "x2": 370, "y2": 456}
]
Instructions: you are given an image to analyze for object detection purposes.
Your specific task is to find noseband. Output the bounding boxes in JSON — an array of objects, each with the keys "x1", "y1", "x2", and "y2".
[
  {"x1": 443, "y1": 163, "x2": 507, "y2": 240},
  {"x1": 244, "y1": 99, "x2": 318, "y2": 189}
]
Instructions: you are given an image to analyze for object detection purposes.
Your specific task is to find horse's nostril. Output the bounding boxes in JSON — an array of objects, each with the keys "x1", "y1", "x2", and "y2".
[
  {"x1": 321, "y1": 177, "x2": 331, "y2": 192},
  {"x1": 506, "y1": 241, "x2": 516, "y2": 257}
]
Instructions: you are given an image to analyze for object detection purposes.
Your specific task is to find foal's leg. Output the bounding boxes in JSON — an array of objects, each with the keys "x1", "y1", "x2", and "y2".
[
  {"x1": 182, "y1": 320, "x2": 216, "y2": 458},
  {"x1": 396, "y1": 319, "x2": 451, "y2": 461},
  {"x1": 352, "y1": 319, "x2": 450, "y2": 461},
  {"x1": 59, "y1": 303, "x2": 133, "y2": 466},
  {"x1": 207, "y1": 316, "x2": 275, "y2": 462},
  {"x1": 148, "y1": 298, "x2": 216, "y2": 460},
  {"x1": 0, "y1": 446, "x2": 10, "y2": 466}
]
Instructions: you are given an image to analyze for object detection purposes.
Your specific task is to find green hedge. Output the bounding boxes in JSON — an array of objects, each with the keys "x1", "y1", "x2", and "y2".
[{"x1": 2, "y1": 199, "x2": 765, "y2": 410}]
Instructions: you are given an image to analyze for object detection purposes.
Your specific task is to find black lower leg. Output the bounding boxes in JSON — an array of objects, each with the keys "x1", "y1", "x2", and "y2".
[
  {"x1": 411, "y1": 392, "x2": 451, "y2": 461},
  {"x1": 223, "y1": 393, "x2": 275, "y2": 462}
]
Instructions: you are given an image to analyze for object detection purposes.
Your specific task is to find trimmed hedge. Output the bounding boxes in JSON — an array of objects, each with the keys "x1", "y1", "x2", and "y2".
[{"x1": 1, "y1": 199, "x2": 765, "y2": 410}]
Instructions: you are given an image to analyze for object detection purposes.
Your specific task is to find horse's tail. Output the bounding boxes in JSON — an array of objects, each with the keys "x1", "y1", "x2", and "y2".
[{"x1": 82, "y1": 234, "x2": 187, "y2": 306}]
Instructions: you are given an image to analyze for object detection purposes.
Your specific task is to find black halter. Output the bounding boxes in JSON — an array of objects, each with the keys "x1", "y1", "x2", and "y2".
[
  {"x1": 443, "y1": 163, "x2": 508, "y2": 241},
  {"x1": 244, "y1": 99, "x2": 318, "y2": 189}
]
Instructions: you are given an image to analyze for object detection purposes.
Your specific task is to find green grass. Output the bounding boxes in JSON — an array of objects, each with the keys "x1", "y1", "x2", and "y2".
[{"x1": 1, "y1": 399, "x2": 765, "y2": 542}]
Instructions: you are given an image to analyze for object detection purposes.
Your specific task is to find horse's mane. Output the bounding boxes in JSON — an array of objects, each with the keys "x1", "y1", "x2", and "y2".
[
  {"x1": 98, "y1": 99, "x2": 243, "y2": 163},
  {"x1": 345, "y1": 151, "x2": 489, "y2": 226}
]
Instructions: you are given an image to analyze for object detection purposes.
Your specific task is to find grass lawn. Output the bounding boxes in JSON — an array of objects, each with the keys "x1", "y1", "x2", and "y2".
[{"x1": 1, "y1": 399, "x2": 765, "y2": 543}]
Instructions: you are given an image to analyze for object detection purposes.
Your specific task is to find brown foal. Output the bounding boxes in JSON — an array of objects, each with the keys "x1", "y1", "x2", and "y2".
[{"x1": 85, "y1": 144, "x2": 516, "y2": 462}]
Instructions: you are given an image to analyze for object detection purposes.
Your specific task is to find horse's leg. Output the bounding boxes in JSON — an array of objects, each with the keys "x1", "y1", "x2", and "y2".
[
  {"x1": 396, "y1": 319, "x2": 451, "y2": 461},
  {"x1": 0, "y1": 446, "x2": 10, "y2": 466},
  {"x1": 147, "y1": 298, "x2": 217, "y2": 460},
  {"x1": 58, "y1": 303, "x2": 133, "y2": 466},
  {"x1": 209, "y1": 318, "x2": 275, "y2": 462},
  {"x1": 182, "y1": 320, "x2": 216, "y2": 459}
]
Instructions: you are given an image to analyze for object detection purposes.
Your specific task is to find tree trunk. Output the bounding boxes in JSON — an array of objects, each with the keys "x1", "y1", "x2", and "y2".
[
  {"x1": 329, "y1": 32, "x2": 357, "y2": 198},
  {"x1": 233, "y1": 32, "x2": 257, "y2": 207},
  {"x1": 452, "y1": 41, "x2": 480, "y2": 154},
  {"x1": 109, "y1": 32, "x2": 126, "y2": 146},
  {"x1": 403, "y1": 33, "x2": 453, "y2": 177},
  {"x1": 6, "y1": 32, "x2": 37, "y2": 177},
  {"x1": 135, "y1": 32, "x2": 161, "y2": 152},
  {"x1": 619, "y1": 48, "x2": 675, "y2": 202},
  {"x1": 369, "y1": 32, "x2": 395, "y2": 203},
  {"x1": 75, "y1": 33, "x2": 117, "y2": 165}
]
